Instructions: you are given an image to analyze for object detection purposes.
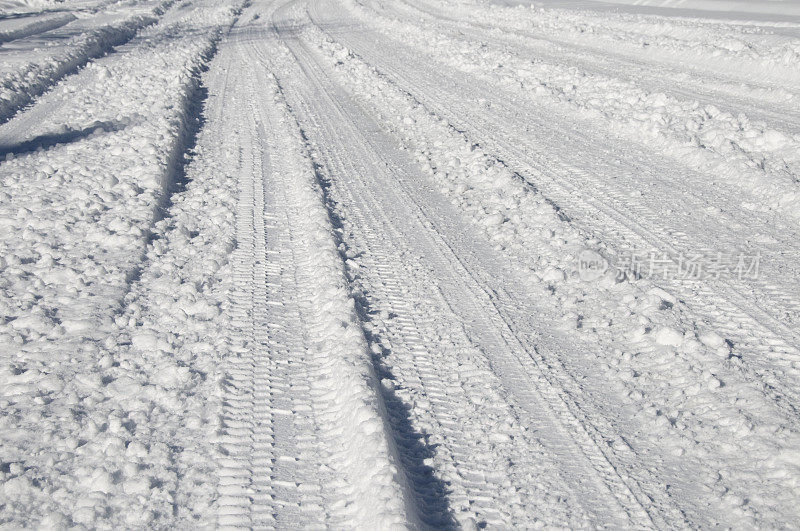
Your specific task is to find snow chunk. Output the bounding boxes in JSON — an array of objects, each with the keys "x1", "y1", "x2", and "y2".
[{"x1": 654, "y1": 326, "x2": 684, "y2": 347}]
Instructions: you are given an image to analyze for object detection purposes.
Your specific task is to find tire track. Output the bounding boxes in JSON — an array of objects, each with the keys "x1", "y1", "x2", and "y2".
[
  {"x1": 215, "y1": 7, "x2": 412, "y2": 526},
  {"x1": 285, "y1": 1, "x2": 800, "y2": 525},
  {"x1": 306, "y1": 2, "x2": 800, "y2": 415},
  {"x1": 269, "y1": 1, "x2": 698, "y2": 526}
]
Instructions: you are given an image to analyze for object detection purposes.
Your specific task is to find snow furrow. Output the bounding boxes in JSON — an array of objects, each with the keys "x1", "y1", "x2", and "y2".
[
  {"x1": 215, "y1": 36, "x2": 339, "y2": 528},
  {"x1": 383, "y1": 0, "x2": 800, "y2": 135},
  {"x1": 307, "y1": 0, "x2": 800, "y2": 404},
  {"x1": 214, "y1": 51, "x2": 282, "y2": 528},
  {"x1": 325, "y1": 33, "x2": 800, "y2": 414}
]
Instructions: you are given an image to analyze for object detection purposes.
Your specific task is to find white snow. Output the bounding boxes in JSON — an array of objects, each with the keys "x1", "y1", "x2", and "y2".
[
  {"x1": 2, "y1": 0, "x2": 800, "y2": 527},
  {"x1": 490, "y1": 0, "x2": 800, "y2": 19}
]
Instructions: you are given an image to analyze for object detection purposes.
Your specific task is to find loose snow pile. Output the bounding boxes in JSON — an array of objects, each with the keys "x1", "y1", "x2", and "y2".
[{"x1": 0, "y1": 0, "x2": 244, "y2": 526}]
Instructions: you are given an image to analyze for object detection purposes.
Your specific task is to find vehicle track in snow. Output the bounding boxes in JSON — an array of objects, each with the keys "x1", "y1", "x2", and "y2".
[
  {"x1": 269, "y1": 3, "x2": 658, "y2": 527},
  {"x1": 376, "y1": 0, "x2": 800, "y2": 136},
  {"x1": 217, "y1": 87, "x2": 333, "y2": 528},
  {"x1": 215, "y1": 7, "x2": 412, "y2": 526},
  {"x1": 271, "y1": 0, "x2": 800, "y2": 525},
  {"x1": 264, "y1": 0, "x2": 786, "y2": 526},
  {"x1": 400, "y1": 0, "x2": 800, "y2": 89},
  {"x1": 305, "y1": 1, "x2": 800, "y2": 414},
  {"x1": 3, "y1": 0, "x2": 800, "y2": 527},
  {"x1": 215, "y1": 40, "x2": 340, "y2": 527}
]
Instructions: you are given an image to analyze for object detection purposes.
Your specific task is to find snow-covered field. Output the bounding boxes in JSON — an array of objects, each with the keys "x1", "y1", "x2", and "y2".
[{"x1": 1, "y1": 0, "x2": 799, "y2": 527}]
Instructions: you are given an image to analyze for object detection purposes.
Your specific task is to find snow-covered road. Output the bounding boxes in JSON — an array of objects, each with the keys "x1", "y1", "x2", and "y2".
[{"x1": 2, "y1": 0, "x2": 800, "y2": 527}]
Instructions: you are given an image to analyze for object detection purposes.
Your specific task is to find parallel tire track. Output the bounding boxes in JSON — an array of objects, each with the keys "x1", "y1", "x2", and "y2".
[
  {"x1": 216, "y1": 8, "x2": 412, "y2": 527},
  {"x1": 270, "y1": 1, "x2": 696, "y2": 526},
  {"x1": 269, "y1": 1, "x2": 800, "y2": 525},
  {"x1": 305, "y1": 3, "x2": 800, "y2": 415}
]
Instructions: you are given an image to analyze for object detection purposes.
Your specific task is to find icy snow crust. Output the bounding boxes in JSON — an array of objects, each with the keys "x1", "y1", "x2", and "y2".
[{"x1": 2, "y1": 0, "x2": 800, "y2": 527}]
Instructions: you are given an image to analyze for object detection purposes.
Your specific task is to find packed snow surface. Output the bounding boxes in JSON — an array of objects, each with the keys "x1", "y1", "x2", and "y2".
[{"x1": 1, "y1": 0, "x2": 800, "y2": 527}]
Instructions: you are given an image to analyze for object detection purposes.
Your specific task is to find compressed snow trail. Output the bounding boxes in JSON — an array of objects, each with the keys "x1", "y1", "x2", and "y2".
[
  {"x1": 183, "y1": 0, "x2": 800, "y2": 527},
  {"x1": 0, "y1": 12, "x2": 76, "y2": 44},
  {"x1": 208, "y1": 1, "x2": 658, "y2": 527},
  {"x1": 211, "y1": 7, "x2": 414, "y2": 528},
  {"x1": 293, "y1": 1, "x2": 800, "y2": 524},
  {"x1": 268, "y1": 3, "x2": 660, "y2": 527}
]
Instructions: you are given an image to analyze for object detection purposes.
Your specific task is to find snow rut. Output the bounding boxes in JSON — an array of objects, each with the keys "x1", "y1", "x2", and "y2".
[
  {"x1": 215, "y1": 9, "x2": 411, "y2": 527},
  {"x1": 333, "y1": 33, "x2": 800, "y2": 414},
  {"x1": 271, "y1": 1, "x2": 666, "y2": 526}
]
